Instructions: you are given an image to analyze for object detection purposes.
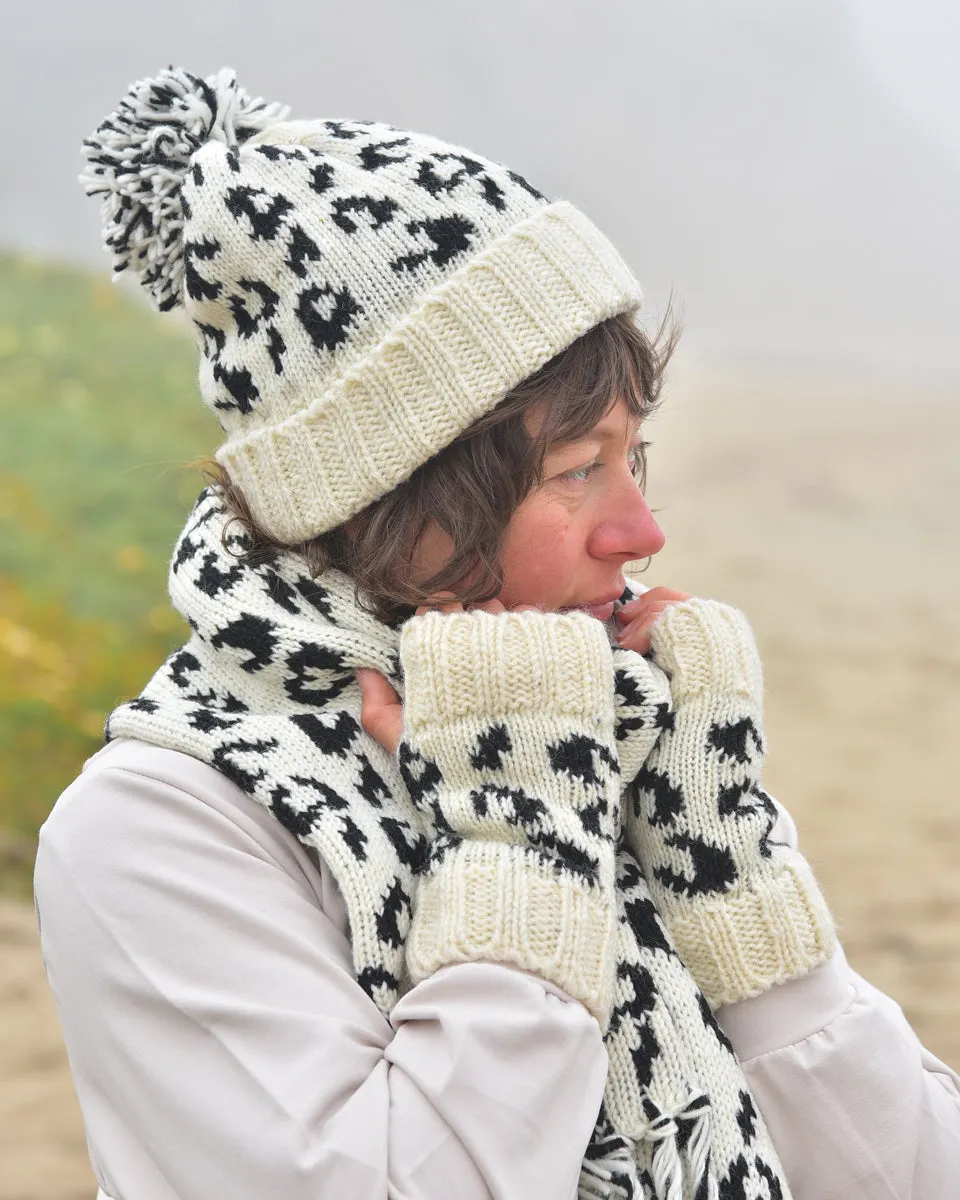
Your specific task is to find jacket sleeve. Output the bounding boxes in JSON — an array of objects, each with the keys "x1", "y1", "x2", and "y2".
[
  {"x1": 34, "y1": 745, "x2": 606, "y2": 1200},
  {"x1": 715, "y1": 803, "x2": 960, "y2": 1199}
]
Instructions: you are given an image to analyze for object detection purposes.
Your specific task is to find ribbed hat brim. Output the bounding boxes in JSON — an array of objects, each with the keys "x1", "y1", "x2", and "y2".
[{"x1": 217, "y1": 201, "x2": 643, "y2": 543}]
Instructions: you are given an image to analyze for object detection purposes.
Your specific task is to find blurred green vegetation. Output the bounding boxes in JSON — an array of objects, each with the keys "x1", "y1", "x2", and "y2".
[{"x1": 0, "y1": 254, "x2": 219, "y2": 894}]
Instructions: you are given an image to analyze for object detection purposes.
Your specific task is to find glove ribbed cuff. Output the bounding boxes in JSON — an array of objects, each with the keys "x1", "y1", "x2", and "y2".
[
  {"x1": 407, "y1": 841, "x2": 618, "y2": 1028},
  {"x1": 399, "y1": 608, "x2": 614, "y2": 733},
  {"x1": 665, "y1": 853, "x2": 837, "y2": 1010},
  {"x1": 649, "y1": 599, "x2": 763, "y2": 703}
]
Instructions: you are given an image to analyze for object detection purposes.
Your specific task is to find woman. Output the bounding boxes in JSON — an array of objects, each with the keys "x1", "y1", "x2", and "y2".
[{"x1": 35, "y1": 66, "x2": 960, "y2": 1199}]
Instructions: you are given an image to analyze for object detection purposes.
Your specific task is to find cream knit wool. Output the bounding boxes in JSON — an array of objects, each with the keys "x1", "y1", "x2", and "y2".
[
  {"x1": 627, "y1": 600, "x2": 837, "y2": 1009},
  {"x1": 107, "y1": 490, "x2": 805, "y2": 1198},
  {"x1": 398, "y1": 609, "x2": 620, "y2": 1023},
  {"x1": 81, "y1": 67, "x2": 643, "y2": 544}
]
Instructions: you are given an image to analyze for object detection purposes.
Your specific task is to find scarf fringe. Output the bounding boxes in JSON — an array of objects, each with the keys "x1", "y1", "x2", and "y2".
[{"x1": 580, "y1": 1094, "x2": 716, "y2": 1200}]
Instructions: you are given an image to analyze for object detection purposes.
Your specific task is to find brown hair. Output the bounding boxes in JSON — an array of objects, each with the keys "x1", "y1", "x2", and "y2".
[{"x1": 210, "y1": 310, "x2": 677, "y2": 625}]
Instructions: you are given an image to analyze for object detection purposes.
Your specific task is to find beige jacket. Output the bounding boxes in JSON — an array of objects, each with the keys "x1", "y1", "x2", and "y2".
[{"x1": 35, "y1": 739, "x2": 960, "y2": 1200}]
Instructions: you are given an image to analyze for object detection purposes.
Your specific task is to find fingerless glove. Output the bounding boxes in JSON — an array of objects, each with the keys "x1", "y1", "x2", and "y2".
[
  {"x1": 398, "y1": 608, "x2": 622, "y2": 1026},
  {"x1": 626, "y1": 599, "x2": 837, "y2": 1009}
]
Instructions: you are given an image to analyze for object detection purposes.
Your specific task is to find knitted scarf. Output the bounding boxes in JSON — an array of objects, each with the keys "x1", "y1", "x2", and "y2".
[{"x1": 108, "y1": 489, "x2": 792, "y2": 1200}]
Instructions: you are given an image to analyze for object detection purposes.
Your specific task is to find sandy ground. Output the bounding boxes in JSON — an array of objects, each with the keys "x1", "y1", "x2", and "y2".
[{"x1": 2, "y1": 370, "x2": 959, "y2": 1199}]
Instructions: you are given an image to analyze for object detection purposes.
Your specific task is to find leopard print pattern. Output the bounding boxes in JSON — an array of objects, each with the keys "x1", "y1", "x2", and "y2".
[{"x1": 108, "y1": 489, "x2": 792, "y2": 1199}]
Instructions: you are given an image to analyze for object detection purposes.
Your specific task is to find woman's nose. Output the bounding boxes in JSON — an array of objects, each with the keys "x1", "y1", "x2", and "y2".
[{"x1": 589, "y1": 484, "x2": 665, "y2": 561}]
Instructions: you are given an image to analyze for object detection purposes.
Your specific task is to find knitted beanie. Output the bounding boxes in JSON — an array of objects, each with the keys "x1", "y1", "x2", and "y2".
[{"x1": 82, "y1": 66, "x2": 643, "y2": 543}]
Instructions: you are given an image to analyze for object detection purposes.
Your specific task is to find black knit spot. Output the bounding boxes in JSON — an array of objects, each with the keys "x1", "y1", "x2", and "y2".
[
  {"x1": 266, "y1": 326, "x2": 286, "y2": 375},
  {"x1": 286, "y1": 224, "x2": 323, "y2": 278},
  {"x1": 544, "y1": 838, "x2": 599, "y2": 884},
  {"x1": 718, "y1": 782, "x2": 750, "y2": 817},
  {"x1": 285, "y1": 645, "x2": 350, "y2": 708},
  {"x1": 257, "y1": 566, "x2": 299, "y2": 613},
  {"x1": 255, "y1": 143, "x2": 306, "y2": 162},
  {"x1": 624, "y1": 892, "x2": 674, "y2": 956},
  {"x1": 294, "y1": 579, "x2": 333, "y2": 619},
  {"x1": 470, "y1": 723, "x2": 512, "y2": 771},
  {"x1": 211, "y1": 361, "x2": 261, "y2": 415},
  {"x1": 717, "y1": 1154, "x2": 750, "y2": 1200},
  {"x1": 212, "y1": 736, "x2": 278, "y2": 791},
  {"x1": 548, "y1": 733, "x2": 604, "y2": 784},
  {"x1": 654, "y1": 833, "x2": 738, "y2": 898},
  {"x1": 736, "y1": 1091, "x2": 758, "y2": 1145},
  {"x1": 697, "y1": 991, "x2": 736, "y2": 1055},
  {"x1": 210, "y1": 613, "x2": 277, "y2": 672},
  {"x1": 225, "y1": 185, "x2": 294, "y2": 241},
  {"x1": 196, "y1": 322, "x2": 226, "y2": 358},
  {"x1": 391, "y1": 214, "x2": 477, "y2": 273},
  {"x1": 375, "y1": 876, "x2": 409, "y2": 947},
  {"x1": 654, "y1": 704, "x2": 675, "y2": 732},
  {"x1": 172, "y1": 534, "x2": 201, "y2": 572},
  {"x1": 507, "y1": 169, "x2": 546, "y2": 200},
  {"x1": 356, "y1": 964, "x2": 400, "y2": 1004},
  {"x1": 275, "y1": 778, "x2": 367, "y2": 859},
  {"x1": 755, "y1": 1157, "x2": 783, "y2": 1200},
  {"x1": 188, "y1": 707, "x2": 240, "y2": 733},
  {"x1": 338, "y1": 813, "x2": 368, "y2": 861},
  {"x1": 478, "y1": 174, "x2": 506, "y2": 211},
  {"x1": 287, "y1": 775, "x2": 347, "y2": 811},
  {"x1": 380, "y1": 816, "x2": 424, "y2": 870},
  {"x1": 296, "y1": 283, "x2": 363, "y2": 352},
  {"x1": 183, "y1": 237, "x2": 222, "y2": 301},
  {"x1": 229, "y1": 279, "x2": 279, "y2": 338},
  {"x1": 617, "y1": 961, "x2": 659, "y2": 1088},
  {"x1": 127, "y1": 696, "x2": 158, "y2": 714},
  {"x1": 331, "y1": 195, "x2": 399, "y2": 233},
  {"x1": 633, "y1": 766, "x2": 683, "y2": 827},
  {"x1": 397, "y1": 743, "x2": 443, "y2": 807},
  {"x1": 426, "y1": 831, "x2": 463, "y2": 871},
  {"x1": 414, "y1": 156, "x2": 467, "y2": 197},
  {"x1": 289, "y1": 709, "x2": 359, "y2": 755},
  {"x1": 468, "y1": 784, "x2": 550, "y2": 838},
  {"x1": 358, "y1": 138, "x2": 410, "y2": 170},
  {"x1": 355, "y1": 755, "x2": 390, "y2": 808},
  {"x1": 310, "y1": 161, "x2": 337, "y2": 193},
  {"x1": 614, "y1": 668, "x2": 649, "y2": 708},
  {"x1": 195, "y1": 551, "x2": 244, "y2": 598},
  {"x1": 708, "y1": 717, "x2": 763, "y2": 764},
  {"x1": 168, "y1": 649, "x2": 201, "y2": 689},
  {"x1": 323, "y1": 120, "x2": 359, "y2": 140},
  {"x1": 578, "y1": 801, "x2": 605, "y2": 837}
]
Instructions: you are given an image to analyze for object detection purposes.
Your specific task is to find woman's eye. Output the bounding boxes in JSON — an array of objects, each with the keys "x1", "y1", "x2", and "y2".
[
  {"x1": 562, "y1": 442, "x2": 650, "y2": 485},
  {"x1": 563, "y1": 461, "x2": 598, "y2": 483}
]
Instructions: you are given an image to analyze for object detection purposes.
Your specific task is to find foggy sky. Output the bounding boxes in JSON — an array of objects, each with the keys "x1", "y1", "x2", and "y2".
[{"x1": 3, "y1": 0, "x2": 959, "y2": 383}]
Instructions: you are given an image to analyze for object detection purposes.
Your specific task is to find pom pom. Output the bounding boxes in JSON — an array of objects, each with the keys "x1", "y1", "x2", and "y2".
[{"x1": 81, "y1": 66, "x2": 289, "y2": 311}]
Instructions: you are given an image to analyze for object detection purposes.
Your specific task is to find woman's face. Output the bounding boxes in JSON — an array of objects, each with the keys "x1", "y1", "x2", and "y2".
[{"x1": 416, "y1": 397, "x2": 666, "y2": 619}]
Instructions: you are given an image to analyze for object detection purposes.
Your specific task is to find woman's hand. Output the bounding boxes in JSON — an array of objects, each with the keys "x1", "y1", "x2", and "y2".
[
  {"x1": 614, "y1": 586, "x2": 692, "y2": 653},
  {"x1": 355, "y1": 594, "x2": 541, "y2": 754}
]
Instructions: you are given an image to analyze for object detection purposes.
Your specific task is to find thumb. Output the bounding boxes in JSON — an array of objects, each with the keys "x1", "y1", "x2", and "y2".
[{"x1": 355, "y1": 668, "x2": 404, "y2": 755}]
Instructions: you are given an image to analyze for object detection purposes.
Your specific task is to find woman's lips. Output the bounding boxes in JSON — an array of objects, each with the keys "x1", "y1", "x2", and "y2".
[{"x1": 561, "y1": 600, "x2": 617, "y2": 621}]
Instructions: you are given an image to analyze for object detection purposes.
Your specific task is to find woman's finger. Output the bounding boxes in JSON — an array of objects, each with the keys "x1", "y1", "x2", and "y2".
[
  {"x1": 616, "y1": 587, "x2": 692, "y2": 623},
  {"x1": 415, "y1": 591, "x2": 463, "y2": 617},
  {"x1": 615, "y1": 616, "x2": 656, "y2": 654},
  {"x1": 615, "y1": 602, "x2": 677, "y2": 653},
  {"x1": 355, "y1": 668, "x2": 404, "y2": 755}
]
